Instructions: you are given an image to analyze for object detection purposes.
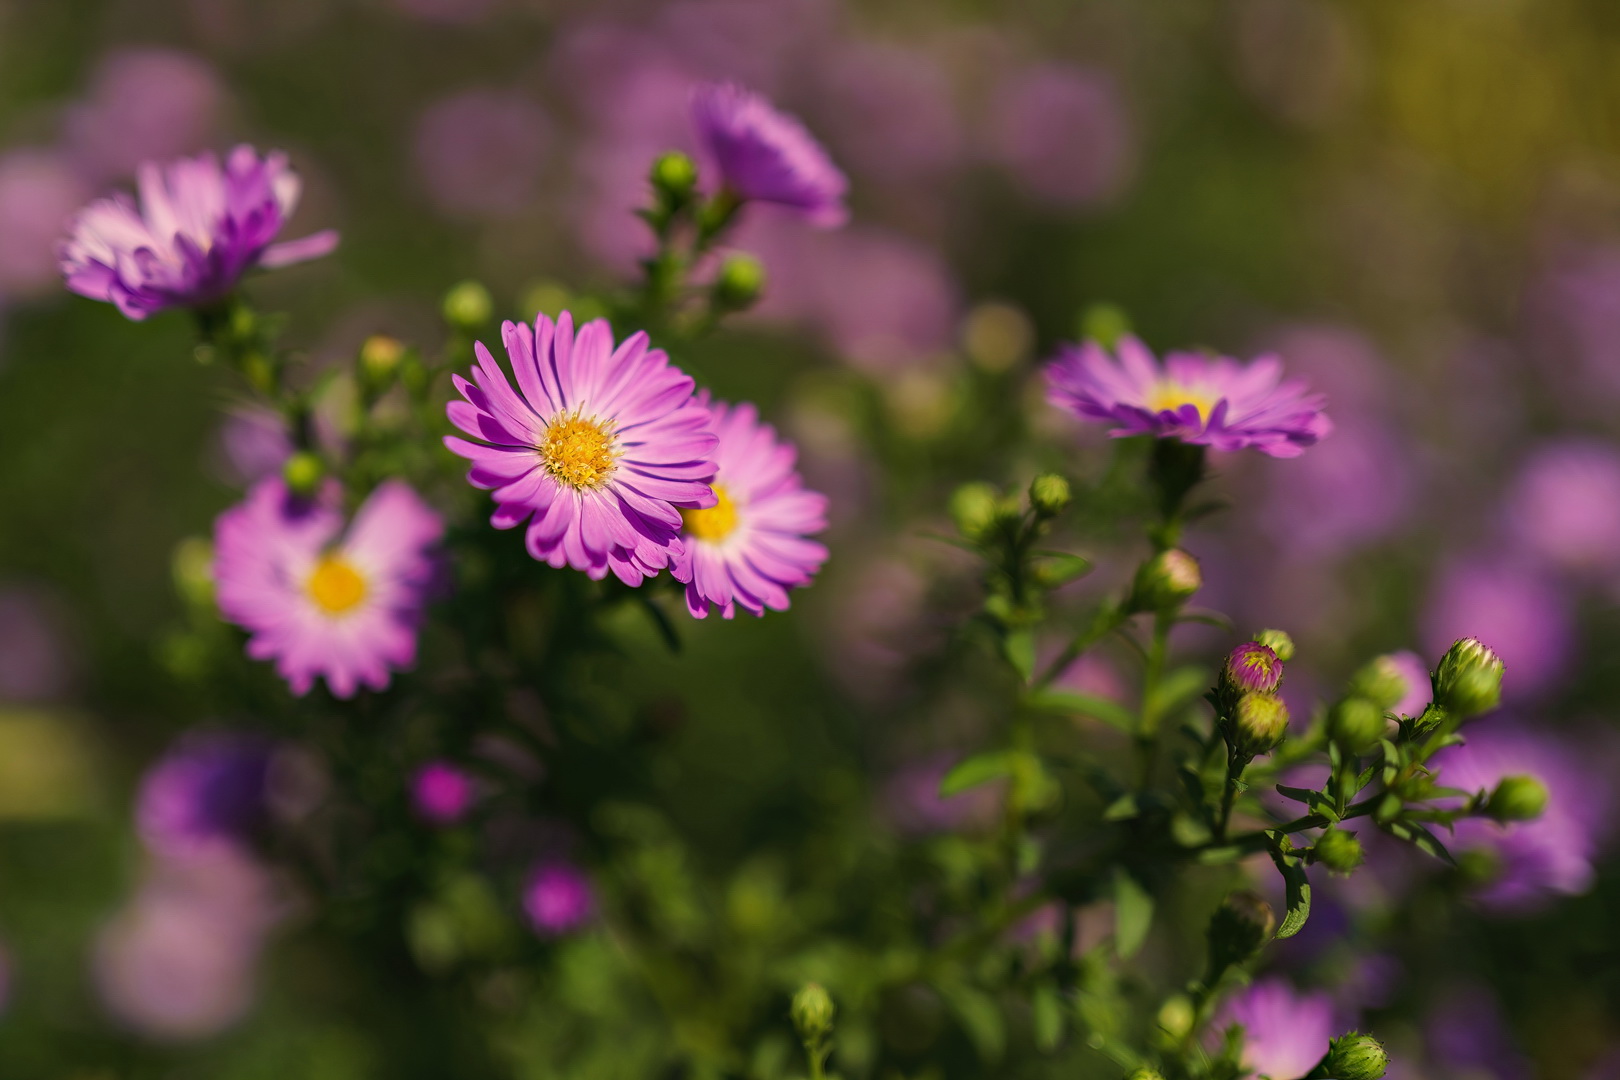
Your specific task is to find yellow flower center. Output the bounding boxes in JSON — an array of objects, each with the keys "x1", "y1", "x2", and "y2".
[
  {"x1": 307, "y1": 555, "x2": 367, "y2": 616},
  {"x1": 540, "y1": 412, "x2": 619, "y2": 490},
  {"x1": 681, "y1": 483, "x2": 740, "y2": 543},
  {"x1": 1144, "y1": 382, "x2": 1219, "y2": 423}
]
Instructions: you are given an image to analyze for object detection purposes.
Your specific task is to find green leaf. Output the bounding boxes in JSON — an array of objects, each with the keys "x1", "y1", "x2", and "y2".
[
  {"x1": 1145, "y1": 665, "x2": 1213, "y2": 721},
  {"x1": 939, "y1": 982, "x2": 1006, "y2": 1063},
  {"x1": 1031, "y1": 982, "x2": 1065, "y2": 1052},
  {"x1": 1387, "y1": 819, "x2": 1456, "y2": 865},
  {"x1": 939, "y1": 750, "x2": 1016, "y2": 796},
  {"x1": 1270, "y1": 849, "x2": 1312, "y2": 939},
  {"x1": 1102, "y1": 794, "x2": 1140, "y2": 821},
  {"x1": 1004, "y1": 630, "x2": 1036, "y2": 682},
  {"x1": 1034, "y1": 553, "x2": 1093, "y2": 588},
  {"x1": 1026, "y1": 689, "x2": 1135, "y2": 732},
  {"x1": 1113, "y1": 868, "x2": 1154, "y2": 958}
]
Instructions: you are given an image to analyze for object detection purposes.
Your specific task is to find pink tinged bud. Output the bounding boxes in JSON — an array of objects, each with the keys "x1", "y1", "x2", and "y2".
[
  {"x1": 1225, "y1": 642, "x2": 1283, "y2": 694},
  {"x1": 523, "y1": 862, "x2": 596, "y2": 937},
  {"x1": 411, "y1": 761, "x2": 475, "y2": 825}
]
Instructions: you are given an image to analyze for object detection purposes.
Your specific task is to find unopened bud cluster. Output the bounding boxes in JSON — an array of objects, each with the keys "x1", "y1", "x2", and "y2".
[{"x1": 1219, "y1": 635, "x2": 1290, "y2": 759}]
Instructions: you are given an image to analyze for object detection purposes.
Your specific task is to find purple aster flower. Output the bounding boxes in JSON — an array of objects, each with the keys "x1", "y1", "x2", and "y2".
[
  {"x1": 690, "y1": 82, "x2": 848, "y2": 227},
  {"x1": 1045, "y1": 336, "x2": 1332, "y2": 457},
  {"x1": 1422, "y1": 555, "x2": 1572, "y2": 700},
  {"x1": 1226, "y1": 641, "x2": 1284, "y2": 693},
  {"x1": 1216, "y1": 977, "x2": 1341, "y2": 1080},
  {"x1": 523, "y1": 861, "x2": 596, "y2": 936},
  {"x1": 213, "y1": 477, "x2": 444, "y2": 698},
  {"x1": 1434, "y1": 722, "x2": 1611, "y2": 913},
  {"x1": 671, "y1": 395, "x2": 828, "y2": 618},
  {"x1": 411, "y1": 761, "x2": 476, "y2": 824},
  {"x1": 59, "y1": 145, "x2": 339, "y2": 321},
  {"x1": 1503, "y1": 440, "x2": 1620, "y2": 576},
  {"x1": 412, "y1": 90, "x2": 551, "y2": 220},
  {"x1": 986, "y1": 63, "x2": 1136, "y2": 209},
  {"x1": 444, "y1": 312, "x2": 719, "y2": 585},
  {"x1": 136, "y1": 733, "x2": 275, "y2": 859}
]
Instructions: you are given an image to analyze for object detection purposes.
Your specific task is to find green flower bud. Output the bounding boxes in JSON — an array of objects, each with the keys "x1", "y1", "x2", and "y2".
[
  {"x1": 950, "y1": 482, "x2": 1001, "y2": 540},
  {"x1": 1207, "y1": 889, "x2": 1275, "y2": 973},
  {"x1": 1325, "y1": 1031, "x2": 1389, "y2": 1080},
  {"x1": 172, "y1": 537, "x2": 216, "y2": 609},
  {"x1": 282, "y1": 451, "x2": 325, "y2": 496},
  {"x1": 1079, "y1": 302, "x2": 1131, "y2": 350},
  {"x1": 1348, "y1": 654, "x2": 1410, "y2": 712},
  {"x1": 1329, "y1": 696, "x2": 1387, "y2": 753},
  {"x1": 1313, "y1": 828, "x2": 1365, "y2": 874},
  {"x1": 442, "y1": 280, "x2": 493, "y2": 331},
  {"x1": 650, "y1": 151, "x2": 699, "y2": 200},
  {"x1": 1433, "y1": 637, "x2": 1504, "y2": 719},
  {"x1": 1233, "y1": 692, "x2": 1289, "y2": 757},
  {"x1": 1131, "y1": 548, "x2": 1202, "y2": 611},
  {"x1": 359, "y1": 334, "x2": 404, "y2": 383},
  {"x1": 1486, "y1": 774, "x2": 1549, "y2": 822},
  {"x1": 1156, "y1": 995, "x2": 1195, "y2": 1041},
  {"x1": 1254, "y1": 628, "x2": 1295, "y2": 662},
  {"x1": 713, "y1": 253, "x2": 766, "y2": 311},
  {"x1": 1124, "y1": 1069, "x2": 1166, "y2": 1080},
  {"x1": 790, "y1": 982, "x2": 835, "y2": 1042},
  {"x1": 1029, "y1": 473, "x2": 1071, "y2": 516}
]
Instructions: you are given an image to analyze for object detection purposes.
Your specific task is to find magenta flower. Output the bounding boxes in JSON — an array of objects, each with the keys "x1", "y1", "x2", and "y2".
[
  {"x1": 412, "y1": 761, "x2": 476, "y2": 825},
  {"x1": 213, "y1": 478, "x2": 444, "y2": 698},
  {"x1": 1225, "y1": 641, "x2": 1283, "y2": 693},
  {"x1": 691, "y1": 82, "x2": 848, "y2": 227},
  {"x1": 136, "y1": 733, "x2": 275, "y2": 859},
  {"x1": 671, "y1": 395, "x2": 828, "y2": 618},
  {"x1": 1216, "y1": 977, "x2": 1341, "y2": 1079},
  {"x1": 445, "y1": 312, "x2": 718, "y2": 585},
  {"x1": 1045, "y1": 336, "x2": 1331, "y2": 457},
  {"x1": 59, "y1": 145, "x2": 338, "y2": 321},
  {"x1": 523, "y1": 861, "x2": 596, "y2": 936}
]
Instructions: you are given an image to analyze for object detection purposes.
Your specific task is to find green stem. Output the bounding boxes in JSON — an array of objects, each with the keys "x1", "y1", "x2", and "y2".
[{"x1": 1135, "y1": 611, "x2": 1171, "y2": 788}]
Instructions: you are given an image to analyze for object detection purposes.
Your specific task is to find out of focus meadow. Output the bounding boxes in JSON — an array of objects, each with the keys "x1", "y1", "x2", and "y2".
[{"x1": 7, "y1": 1, "x2": 1620, "y2": 1077}]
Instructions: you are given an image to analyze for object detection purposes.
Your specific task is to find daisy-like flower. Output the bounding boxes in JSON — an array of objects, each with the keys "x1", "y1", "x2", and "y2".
[
  {"x1": 1225, "y1": 641, "x2": 1284, "y2": 694},
  {"x1": 1045, "y1": 336, "x2": 1331, "y2": 457},
  {"x1": 445, "y1": 311, "x2": 719, "y2": 585},
  {"x1": 671, "y1": 395, "x2": 829, "y2": 619},
  {"x1": 213, "y1": 477, "x2": 443, "y2": 698},
  {"x1": 691, "y1": 82, "x2": 849, "y2": 227},
  {"x1": 1216, "y1": 977, "x2": 1342, "y2": 1080},
  {"x1": 60, "y1": 145, "x2": 338, "y2": 321}
]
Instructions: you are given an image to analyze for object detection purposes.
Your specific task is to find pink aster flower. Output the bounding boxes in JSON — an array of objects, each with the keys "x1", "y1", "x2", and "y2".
[
  {"x1": 1045, "y1": 336, "x2": 1332, "y2": 457},
  {"x1": 691, "y1": 82, "x2": 848, "y2": 227},
  {"x1": 1225, "y1": 641, "x2": 1283, "y2": 693},
  {"x1": 213, "y1": 478, "x2": 443, "y2": 698},
  {"x1": 1216, "y1": 977, "x2": 1341, "y2": 1080},
  {"x1": 60, "y1": 145, "x2": 338, "y2": 321},
  {"x1": 444, "y1": 312, "x2": 718, "y2": 585},
  {"x1": 411, "y1": 761, "x2": 476, "y2": 825},
  {"x1": 671, "y1": 395, "x2": 829, "y2": 619},
  {"x1": 523, "y1": 861, "x2": 596, "y2": 936}
]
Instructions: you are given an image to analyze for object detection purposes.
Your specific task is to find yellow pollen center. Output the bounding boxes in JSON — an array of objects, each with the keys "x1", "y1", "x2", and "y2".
[
  {"x1": 1145, "y1": 382, "x2": 1218, "y2": 422},
  {"x1": 307, "y1": 556, "x2": 367, "y2": 616},
  {"x1": 681, "y1": 484, "x2": 740, "y2": 543},
  {"x1": 540, "y1": 413, "x2": 618, "y2": 490}
]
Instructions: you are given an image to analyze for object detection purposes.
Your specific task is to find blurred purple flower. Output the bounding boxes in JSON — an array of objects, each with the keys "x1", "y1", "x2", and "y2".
[
  {"x1": 1422, "y1": 555, "x2": 1573, "y2": 700},
  {"x1": 1386, "y1": 650, "x2": 1432, "y2": 718},
  {"x1": 1425, "y1": 984, "x2": 1533, "y2": 1080},
  {"x1": 1434, "y1": 722, "x2": 1611, "y2": 913},
  {"x1": 0, "y1": 584, "x2": 75, "y2": 701},
  {"x1": 691, "y1": 82, "x2": 848, "y2": 227},
  {"x1": 1503, "y1": 440, "x2": 1620, "y2": 576},
  {"x1": 0, "y1": 150, "x2": 91, "y2": 298},
  {"x1": 804, "y1": 228, "x2": 960, "y2": 373},
  {"x1": 136, "y1": 733, "x2": 275, "y2": 860},
  {"x1": 523, "y1": 861, "x2": 596, "y2": 936},
  {"x1": 879, "y1": 753, "x2": 1002, "y2": 836},
  {"x1": 413, "y1": 90, "x2": 551, "y2": 219},
  {"x1": 816, "y1": 44, "x2": 964, "y2": 189},
  {"x1": 1215, "y1": 976, "x2": 1342, "y2": 1080},
  {"x1": 217, "y1": 406, "x2": 294, "y2": 484},
  {"x1": 656, "y1": 0, "x2": 831, "y2": 92},
  {"x1": 1046, "y1": 336, "x2": 1332, "y2": 457},
  {"x1": 1261, "y1": 414, "x2": 1413, "y2": 558},
  {"x1": 391, "y1": 0, "x2": 500, "y2": 24},
  {"x1": 94, "y1": 846, "x2": 279, "y2": 1039},
  {"x1": 1531, "y1": 246, "x2": 1620, "y2": 403},
  {"x1": 986, "y1": 64, "x2": 1135, "y2": 209},
  {"x1": 60, "y1": 145, "x2": 338, "y2": 320},
  {"x1": 412, "y1": 760, "x2": 475, "y2": 824},
  {"x1": 65, "y1": 49, "x2": 225, "y2": 183}
]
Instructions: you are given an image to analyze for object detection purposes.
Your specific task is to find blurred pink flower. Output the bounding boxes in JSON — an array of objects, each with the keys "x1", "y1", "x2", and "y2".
[
  {"x1": 1503, "y1": 440, "x2": 1620, "y2": 576},
  {"x1": 815, "y1": 43, "x2": 964, "y2": 189},
  {"x1": 65, "y1": 49, "x2": 225, "y2": 182},
  {"x1": 0, "y1": 150, "x2": 89, "y2": 298},
  {"x1": 986, "y1": 64, "x2": 1135, "y2": 209},
  {"x1": 524, "y1": 861, "x2": 596, "y2": 936},
  {"x1": 413, "y1": 90, "x2": 551, "y2": 219}
]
